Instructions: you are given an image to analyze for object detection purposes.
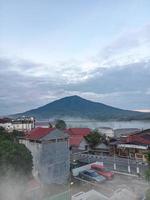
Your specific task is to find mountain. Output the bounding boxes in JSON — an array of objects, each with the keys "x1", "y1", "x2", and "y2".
[{"x1": 13, "y1": 95, "x2": 150, "y2": 121}]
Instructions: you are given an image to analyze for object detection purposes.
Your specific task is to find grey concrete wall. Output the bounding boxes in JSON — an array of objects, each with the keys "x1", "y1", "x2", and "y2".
[
  {"x1": 20, "y1": 129, "x2": 70, "y2": 185},
  {"x1": 39, "y1": 140, "x2": 70, "y2": 184}
]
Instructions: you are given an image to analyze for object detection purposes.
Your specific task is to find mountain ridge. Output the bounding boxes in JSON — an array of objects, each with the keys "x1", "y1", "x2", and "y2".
[{"x1": 12, "y1": 95, "x2": 150, "y2": 121}]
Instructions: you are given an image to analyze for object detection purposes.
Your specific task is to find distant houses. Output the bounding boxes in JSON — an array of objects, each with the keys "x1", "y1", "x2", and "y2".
[
  {"x1": 2, "y1": 115, "x2": 149, "y2": 166},
  {"x1": 97, "y1": 127, "x2": 114, "y2": 138},
  {"x1": 110, "y1": 129, "x2": 150, "y2": 161},
  {"x1": 0, "y1": 116, "x2": 35, "y2": 132},
  {"x1": 67, "y1": 127, "x2": 150, "y2": 162},
  {"x1": 67, "y1": 128, "x2": 91, "y2": 151}
]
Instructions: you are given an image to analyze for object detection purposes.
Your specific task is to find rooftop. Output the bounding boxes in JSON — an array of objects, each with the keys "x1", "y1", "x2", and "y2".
[
  {"x1": 67, "y1": 128, "x2": 91, "y2": 136},
  {"x1": 26, "y1": 127, "x2": 55, "y2": 140}
]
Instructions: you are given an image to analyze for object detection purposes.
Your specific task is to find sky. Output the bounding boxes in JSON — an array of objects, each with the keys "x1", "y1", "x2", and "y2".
[{"x1": 0, "y1": 0, "x2": 150, "y2": 115}]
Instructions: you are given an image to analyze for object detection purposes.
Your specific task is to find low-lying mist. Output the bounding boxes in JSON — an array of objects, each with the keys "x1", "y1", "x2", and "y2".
[{"x1": 0, "y1": 172, "x2": 28, "y2": 200}]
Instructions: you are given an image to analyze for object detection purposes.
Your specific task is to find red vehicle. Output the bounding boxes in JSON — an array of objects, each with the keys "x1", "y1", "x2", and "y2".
[{"x1": 91, "y1": 164, "x2": 114, "y2": 180}]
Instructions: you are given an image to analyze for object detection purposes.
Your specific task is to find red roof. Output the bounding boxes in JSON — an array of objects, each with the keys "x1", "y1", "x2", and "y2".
[
  {"x1": 26, "y1": 127, "x2": 55, "y2": 140},
  {"x1": 126, "y1": 129, "x2": 150, "y2": 145},
  {"x1": 66, "y1": 128, "x2": 91, "y2": 147},
  {"x1": 67, "y1": 128, "x2": 91, "y2": 136},
  {"x1": 69, "y1": 136, "x2": 84, "y2": 146}
]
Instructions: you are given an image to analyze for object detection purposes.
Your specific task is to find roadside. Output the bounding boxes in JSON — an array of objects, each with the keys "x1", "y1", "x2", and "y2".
[{"x1": 70, "y1": 173, "x2": 149, "y2": 199}]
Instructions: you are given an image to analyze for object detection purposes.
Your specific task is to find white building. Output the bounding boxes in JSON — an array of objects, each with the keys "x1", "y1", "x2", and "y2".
[
  {"x1": 11, "y1": 117, "x2": 35, "y2": 131},
  {"x1": 97, "y1": 127, "x2": 114, "y2": 138},
  {"x1": 0, "y1": 117, "x2": 35, "y2": 132}
]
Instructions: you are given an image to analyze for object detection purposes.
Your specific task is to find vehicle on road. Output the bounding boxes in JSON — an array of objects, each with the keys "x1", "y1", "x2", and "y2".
[
  {"x1": 91, "y1": 164, "x2": 114, "y2": 180},
  {"x1": 79, "y1": 169, "x2": 106, "y2": 183}
]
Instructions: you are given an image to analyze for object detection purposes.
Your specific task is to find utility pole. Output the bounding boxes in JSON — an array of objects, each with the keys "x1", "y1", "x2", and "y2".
[
  {"x1": 113, "y1": 146, "x2": 116, "y2": 170},
  {"x1": 128, "y1": 149, "x2": 131, "y2": 173}
]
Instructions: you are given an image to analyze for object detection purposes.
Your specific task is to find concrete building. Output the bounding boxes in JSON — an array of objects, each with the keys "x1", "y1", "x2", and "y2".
[
  {"x1": 0, "y1": 116, "x2": 35, "y2": 132},
  {"x1": 20, "y1": 127, "x2": 70, "y2": 185},
  {"x1": 12, "y1": 116, "x2": 35, "y2": 131},
  {"x1": 97, "y1": 127, "x2": 114, "y2": 138}
]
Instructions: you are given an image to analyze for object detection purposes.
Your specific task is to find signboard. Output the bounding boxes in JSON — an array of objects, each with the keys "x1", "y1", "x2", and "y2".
[{"x1": 117, "y1": 144, "x2": 148, "y2": 150}]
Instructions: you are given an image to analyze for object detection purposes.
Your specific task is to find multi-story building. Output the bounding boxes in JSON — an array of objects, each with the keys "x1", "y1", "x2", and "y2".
[
  {"x1": 20, "y1": 127, "x2": 70, "y2": 185},
  {"x1": 12, "y1": 116, "x2": 35, "y2": 131},
  {"x1": 0, "y1": 116, "x2": 35, "y2": 132}
]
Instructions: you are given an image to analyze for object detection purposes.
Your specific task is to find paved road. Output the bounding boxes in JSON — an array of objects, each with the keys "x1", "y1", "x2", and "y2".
[{"x1": 71, "y1": 153, "x2": 149, "y2": 175}]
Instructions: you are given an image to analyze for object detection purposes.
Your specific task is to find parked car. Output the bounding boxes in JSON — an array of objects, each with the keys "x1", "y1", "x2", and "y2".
[
  {"x1": 79, "y1": 169, "x2": 106, "y2": 183},
  {"x1": 91, "y1": 164, "x2": 114, "y2": 180}
]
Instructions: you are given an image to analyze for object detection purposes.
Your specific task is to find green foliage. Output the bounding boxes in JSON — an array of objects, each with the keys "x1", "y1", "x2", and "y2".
[
  {"x1": 0, "y1": 126, "x2": 5, "y2": 132},
  {"x1": 146, "y1": 152, "x2": 150, "y2": 165},
  {"x1": 84, "y1": 130, "x2": 102, "y2": 147},
  {"x1": 145, "y1": 169, "x2": 150, "y2": 182},
  {"x1": 0, "y1": 128, "x2": 33, "y2": 179},
  {"x1": 144, "y1": 152, "x2": 150, "y2": 183},
  {"x1": 55, "y1": 119, "x2": 67, "y2": 130},
  {"x1": 145, "y1": 188, "x2": 150, "y2": 200}
]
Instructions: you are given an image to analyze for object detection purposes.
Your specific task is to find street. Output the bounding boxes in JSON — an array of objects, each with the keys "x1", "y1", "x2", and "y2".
[{"x1": 71, "y1": 153, "x2": 149, "y2": 175}]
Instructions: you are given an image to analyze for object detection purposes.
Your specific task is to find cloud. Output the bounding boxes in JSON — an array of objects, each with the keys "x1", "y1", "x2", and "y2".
[
  {"x1": 0, "y1": 24, "x2": 150, "y2": 115},
  {"x1": 95, "y1": 24, "x2": 150, "y2": 67}
]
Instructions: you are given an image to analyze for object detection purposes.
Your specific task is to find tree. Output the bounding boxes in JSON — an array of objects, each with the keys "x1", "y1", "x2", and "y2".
[
  {"x1": 84, "y1": 130, "x2": 102, "y2": 147},
  {"x1": 145, "y1": 152, "x2": 150, "y2": 182},
  {"x1": 55, "y1": 119, "x2": 67, "y2": 130},
  {"x1": 0, "y1": 140, "x2": 33, "y2": 179},
  {"x1": 144, "y1": 152, "x2": 150, "y2": 199},
  {"x1": 0, "y1": 128, "x2": 33, "y2": 179},
  {"x1": 0, "y1": 126, "x2": 33, "y2": 200}
]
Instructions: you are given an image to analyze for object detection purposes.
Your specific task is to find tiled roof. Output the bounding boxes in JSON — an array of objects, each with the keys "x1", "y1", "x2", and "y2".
[
  {"x1": 127, "y1": 129, "x2": 150, "y2": 145},
  {"x1": 26, "y1": 127, "x2": 55, "y2": 140},
  {"x1": 69, "y1": 136, "x2": 83, "y2": 146},
  {"x1": 67, "y1": 128, "x2": 90, "y2": 147},
  {"x1": 67, "y1": 128, "x2": 91, "y2": 136}
]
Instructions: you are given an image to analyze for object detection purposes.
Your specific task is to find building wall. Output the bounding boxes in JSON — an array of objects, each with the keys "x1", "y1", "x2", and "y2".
[
  {"x1": 0, "y1": 117, "x2": 35, "y2": 132},
  {"x1": 20, "y1": 139, "x2": 42, "y2": 178},
  {"x1": 39, "y1": 139, "x2": 70, "y2": 184},
  {"x1": 12, "y1": 122, "x2": 34, "y2": 131},
  {"x1": 78, "y1": 138, "x2": 89, "y2": 150},
  {"x1": 20, "y1": 130, "x2": 70, "y2": 185},
  {"x1": 97, "y1": 128, "x2": 114, "y2": 138}
]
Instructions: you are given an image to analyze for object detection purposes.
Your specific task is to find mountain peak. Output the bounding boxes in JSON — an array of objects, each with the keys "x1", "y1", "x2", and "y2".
[
  {"x1": 57, "y1": 95, "x2": 88, "y2": 103},
  {"x1": 63, "y1": 95, "x2": 84, "y2": 100},
  {"x1": 13, "y1": 96, "x2": 150, "y2": 121}
]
